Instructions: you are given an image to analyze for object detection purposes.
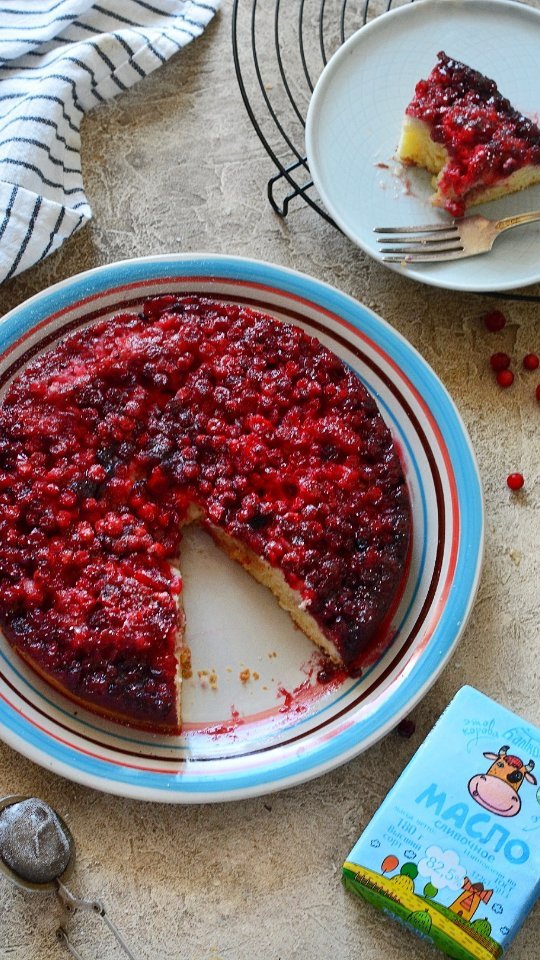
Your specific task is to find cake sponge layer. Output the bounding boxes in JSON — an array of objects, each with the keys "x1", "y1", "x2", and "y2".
[{"x1": 398, "y1": 52, "x2": 540, "y2": 216}]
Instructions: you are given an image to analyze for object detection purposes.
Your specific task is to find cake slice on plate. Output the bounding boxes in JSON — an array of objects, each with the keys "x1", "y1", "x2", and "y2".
[{"x1": 397, "y1": 51, "x2": 540, "y2": 217}]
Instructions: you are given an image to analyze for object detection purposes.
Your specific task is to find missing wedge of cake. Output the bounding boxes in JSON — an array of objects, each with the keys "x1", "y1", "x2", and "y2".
[{"x1": 397, "y1": 51, "x2": 540, "y2": 217}]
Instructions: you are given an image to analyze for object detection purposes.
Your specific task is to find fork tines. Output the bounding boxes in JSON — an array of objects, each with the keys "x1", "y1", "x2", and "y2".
[
  {"x1": 374, "y1": 222, "x2": 459, "y2": 234},
  {"x1": 374, "y1": 221, "x2": 464, "y2": 262}
]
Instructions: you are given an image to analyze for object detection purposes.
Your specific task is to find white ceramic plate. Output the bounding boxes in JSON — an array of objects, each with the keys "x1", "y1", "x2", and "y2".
[
  {"x1": 0, "y1": 255, "x2": 483, "y2": 802},
  {"x1": 305, "y1": 0, "x2": 540, "y2": 292}
]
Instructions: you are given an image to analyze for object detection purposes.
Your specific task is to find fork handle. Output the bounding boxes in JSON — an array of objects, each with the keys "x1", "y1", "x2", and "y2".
[{"x1": 495, "y1": 210, "x2": 540, "y2": 233}]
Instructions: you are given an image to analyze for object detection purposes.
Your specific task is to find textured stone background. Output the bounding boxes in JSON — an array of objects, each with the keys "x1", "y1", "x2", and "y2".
[{"x1": 0, "y1": 3, "x2": 538, "y2": 959}]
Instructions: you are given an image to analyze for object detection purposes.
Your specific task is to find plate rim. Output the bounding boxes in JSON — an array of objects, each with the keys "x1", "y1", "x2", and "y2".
[
  {"x1": 305, "y1": 0, "x2": 540, "y2": 293},
  {"x1": 0, "y1": 253, "x2": 485, "y2": 802}
]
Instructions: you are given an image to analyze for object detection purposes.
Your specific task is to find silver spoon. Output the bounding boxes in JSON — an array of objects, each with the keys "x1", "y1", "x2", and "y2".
[{"x1": 0, "y1": 795, "x2": 139, "y2": 959}]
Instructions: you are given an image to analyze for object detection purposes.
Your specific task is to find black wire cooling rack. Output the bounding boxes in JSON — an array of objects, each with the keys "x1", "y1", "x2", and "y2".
[
  {"x1": 231, "y1": 0, "x2": 540, "y2": 302},
  {"x1": 232, "y1": 0, "x2": 402, "y2": 225}
]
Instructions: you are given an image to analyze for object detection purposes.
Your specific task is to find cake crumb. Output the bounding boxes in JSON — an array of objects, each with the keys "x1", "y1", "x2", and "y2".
[
  {"x1": 253, "y1": 671, "x2": 260, "y2": 681},
  {"x1": 239, "y1": 669, "x2": 251, "y2": 684},
  {"x1": 180, "y1": 647, "x2": 193, "y2": 679},
  {"x1": 268, "y1": 651, "x2": 277, "y2": 659},
  {"x1": 198, "y1": 668, "x2": 218, "y2": 690}
]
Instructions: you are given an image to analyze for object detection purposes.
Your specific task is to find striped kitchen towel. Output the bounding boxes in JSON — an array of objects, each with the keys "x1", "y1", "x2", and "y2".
[{"x1": 0, "y1": 0, "x2": 220, "y2": 284}]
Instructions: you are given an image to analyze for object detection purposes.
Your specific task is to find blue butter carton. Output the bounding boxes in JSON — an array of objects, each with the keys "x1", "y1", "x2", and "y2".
[{"x1": 343, "y1": 686, "x2": 539, "y2": 960}]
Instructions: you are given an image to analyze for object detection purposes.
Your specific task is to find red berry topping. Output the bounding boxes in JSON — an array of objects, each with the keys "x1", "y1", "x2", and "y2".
[
  {"x1": 496, "y1": 369, "x2": 514, "y2": 388},
  {"x1": 523, "y1": 353, "x2": 539, "y2": 371},
  {"x1": 404, "y1": 53, "x2": 540, "y2": 216},
  {"x1": 490, "y1": 352, "x2": 511, "y2": 372},
  {"x1": 483, "y1": 310, "x2": 506, "y2": 332},
  {"x1": 507, "y1": 473, "x2": 524, "y2": 491},
  {"x1": 0, "y1": 296, "x2": 411, "y2": 726}
]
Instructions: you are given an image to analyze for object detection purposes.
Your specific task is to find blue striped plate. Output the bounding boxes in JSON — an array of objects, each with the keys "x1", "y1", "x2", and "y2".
[{"x1": 0, "y1": 255, "x2": 483, "y2": 802}]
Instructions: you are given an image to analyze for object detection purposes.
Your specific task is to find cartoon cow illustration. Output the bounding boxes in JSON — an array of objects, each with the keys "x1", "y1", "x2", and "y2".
[{"x1": 468, "y1": 745, "x2": 537, "y2": 817}]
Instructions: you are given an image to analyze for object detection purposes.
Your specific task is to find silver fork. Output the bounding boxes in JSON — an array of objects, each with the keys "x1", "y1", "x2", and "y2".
[{"x1": 375, "y1": 210, "x2": 540, "y2": 262}]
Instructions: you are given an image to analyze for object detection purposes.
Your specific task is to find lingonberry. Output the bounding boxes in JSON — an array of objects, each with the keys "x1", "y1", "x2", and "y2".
[
  {"x1": 496, "y1": 369, "x2": 514, "y2": 388},
  {"x1": 483, "y1": 309, "x2": 506, "y2": 332},
  {"x1": 396, "y1": 718, "x2": 416, "y2": 739},
  {"x1": 507, "y1": 473, "x2": 525, "y2": 491},
  {"x1": 523, "y1": 353, "x2": 539, "y2": 371},
  {"x1": 490, "y1": 352, "x2": 511, "y2": 372}
]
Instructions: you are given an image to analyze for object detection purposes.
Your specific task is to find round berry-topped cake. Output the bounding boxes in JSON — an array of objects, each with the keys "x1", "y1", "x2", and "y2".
[
  {"x1": 398, "y1": 51, "x2": 540, "y2": 217},
  {"x1": 0, "y1": 296, "x2": 411, "y2": 732}
]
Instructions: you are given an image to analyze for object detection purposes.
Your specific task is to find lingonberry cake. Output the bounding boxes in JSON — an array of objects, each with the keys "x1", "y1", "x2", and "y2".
[
  {"x1": 0, "y1": 297, "x2": 410, "y2": 732},
  {"x1": 398, "y1": 51, "x2": 540, "y2": 217}
]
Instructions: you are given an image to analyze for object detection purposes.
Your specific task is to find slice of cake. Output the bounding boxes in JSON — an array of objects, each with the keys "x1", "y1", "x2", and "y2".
[{"x1": 398, "y1": 51, "x2": 540, "y2": 217}]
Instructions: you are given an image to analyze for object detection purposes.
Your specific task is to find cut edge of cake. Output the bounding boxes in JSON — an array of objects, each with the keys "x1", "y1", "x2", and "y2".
[
  {"x1": 16, "y1": 504, "x2": 348, "y2": 735},
  {"x1": 397, "y1": 53, "x2": 540, "y2": 216},
  {"x1": 398, "y1": 114, "x2": 540, "y2": 212},
  {"x1": 9, "y1": 478, "x2": 406, "y2": 739},
  {"x1": 206, "y1": 523, "x2": 344, "y2": 665}
]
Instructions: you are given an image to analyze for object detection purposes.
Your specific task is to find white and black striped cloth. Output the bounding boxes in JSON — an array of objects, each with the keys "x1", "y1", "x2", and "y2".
[{"x1": 0, "y1": 0, "x2": 220, "y2": 284}]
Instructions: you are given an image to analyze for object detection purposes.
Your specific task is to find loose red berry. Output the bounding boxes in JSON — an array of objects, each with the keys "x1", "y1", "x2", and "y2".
[
  {"x1": 483, "y1": 309, "x2": 506, "y2": 332},
  {"x1": 396, "y1": 718, "x2": 416, "y2": 739},
  {"x1": 507, "y1": 473, "x2": 524, "y2": 491},
  {"x1": 496, "y1": 369, "x2": 514, "y2": 388},
  {"x1": 523, "y1": 353, "x2": 539, "y2": 371},
  {"x1": 490, "y1": 352, "x2": 511, "y2": 372}
]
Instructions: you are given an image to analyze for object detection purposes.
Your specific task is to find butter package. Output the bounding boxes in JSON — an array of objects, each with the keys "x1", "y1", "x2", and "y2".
[{"x1": 343, "y1": 686, "x2": 539, "y2": 960}]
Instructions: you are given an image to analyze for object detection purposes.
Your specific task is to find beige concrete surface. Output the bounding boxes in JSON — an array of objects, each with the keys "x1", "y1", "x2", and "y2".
[{"x1": 0, "y1": 3, "x2": 538, "y2": 959}]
